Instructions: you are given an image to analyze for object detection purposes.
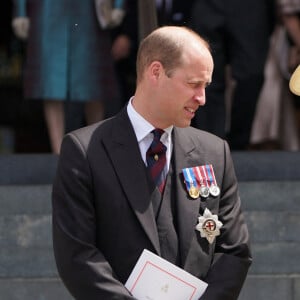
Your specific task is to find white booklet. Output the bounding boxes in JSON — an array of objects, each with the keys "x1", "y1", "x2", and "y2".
[{"x1": 125, "y1": 249, "x2": 208, "y2": 300}]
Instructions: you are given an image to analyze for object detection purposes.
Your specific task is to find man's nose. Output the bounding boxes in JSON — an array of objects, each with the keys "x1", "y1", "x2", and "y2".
[{"x1": 194, "y1": 90, "x2": 206, "y2": 106}]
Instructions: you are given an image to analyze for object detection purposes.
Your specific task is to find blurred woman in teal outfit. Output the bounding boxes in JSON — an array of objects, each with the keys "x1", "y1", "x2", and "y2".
[{"x1": 12, "y1": 0, "x2": 122, "y2": 153}]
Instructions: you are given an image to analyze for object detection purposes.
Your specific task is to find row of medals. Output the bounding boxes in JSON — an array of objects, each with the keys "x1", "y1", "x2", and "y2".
[{"x1": 189, "y1": 183, "x2": 220, "y2": 199}]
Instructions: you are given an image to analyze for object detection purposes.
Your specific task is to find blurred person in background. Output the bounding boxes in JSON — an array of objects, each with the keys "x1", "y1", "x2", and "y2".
[
  {"x1": 251, "y1": 0, "x2": 300, "y2": 150},
  {"x1": 277, "y1": 0, "x2": 300, "y2": 145},
  {"x1": 190, "y1": 0, "x2": 275, "y2": 150},
  {"x1": 12, "y1": 0, "x2": 124, "y2": 154}
]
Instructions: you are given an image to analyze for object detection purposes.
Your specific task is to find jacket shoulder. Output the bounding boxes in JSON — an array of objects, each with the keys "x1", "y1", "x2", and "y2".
[
  {"x1": 64, "y1": 117, "x2": 114, "y2": 151},
  {"x1": 180, "y1": 126, "x2": 226, "y2": 146}
]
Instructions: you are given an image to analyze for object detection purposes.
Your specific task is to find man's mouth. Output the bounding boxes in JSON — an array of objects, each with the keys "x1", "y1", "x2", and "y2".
[{"x1": 185, "y1": 107, "x2": 197, "y2": 113}]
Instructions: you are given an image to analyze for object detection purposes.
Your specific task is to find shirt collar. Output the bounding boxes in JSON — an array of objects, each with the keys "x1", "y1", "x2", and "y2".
[{"x1": 127, "y1": 97, "x2": 173, "y2": 142}]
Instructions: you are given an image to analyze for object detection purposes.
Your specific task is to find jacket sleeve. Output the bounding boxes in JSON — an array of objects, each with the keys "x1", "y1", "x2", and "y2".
[
  {"x1": 52, "y1": 134, "x2": 136, "y2": 300},
  {"x1": 201, "y1": 141, "x2": 252, "y2": 300}
]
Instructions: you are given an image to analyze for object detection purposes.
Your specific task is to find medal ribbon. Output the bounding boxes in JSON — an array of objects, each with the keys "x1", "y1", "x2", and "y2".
[
  {"x1": 193, "y1": 166, "x2": 205, "y2": 187},
  {"x1": 208, "y1": 164, "x2": 217, "y2": 186},
  {"x1": 204, "y1": 165, "x2": 213, "y2": 187},
  {"x1": 182, "y1": 167, "x2": 198, "y2": 192},
  {"x1": 199, "y1": 165, "x2": 209, "y2": 187},
  {"x1": 204, "y1": 164, "x2": 217, "y2": 187}
]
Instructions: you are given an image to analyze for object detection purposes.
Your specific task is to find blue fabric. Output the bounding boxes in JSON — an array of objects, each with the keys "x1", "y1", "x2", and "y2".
[{"x1": 13, "y1": 0, "x2": 120, "y2": 102}]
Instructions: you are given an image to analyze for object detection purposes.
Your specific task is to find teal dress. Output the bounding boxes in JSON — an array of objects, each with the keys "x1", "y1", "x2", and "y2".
[{"x1": 13, "y1": 0, "x2": 120, "y2": 103}]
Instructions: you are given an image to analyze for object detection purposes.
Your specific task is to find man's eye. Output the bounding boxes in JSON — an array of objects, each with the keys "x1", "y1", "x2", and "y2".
[
  {"x1": 188, "y1": 82, "x2": 203, "y2": 89},
  {"x1": 188, "y1": 82, "x2": 198, "y2": 87}
]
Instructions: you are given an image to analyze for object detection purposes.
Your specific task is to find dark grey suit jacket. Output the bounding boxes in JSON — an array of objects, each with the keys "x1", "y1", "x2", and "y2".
[{"x1": 52, "y1": 108, "x2": 252, "y2": 299}]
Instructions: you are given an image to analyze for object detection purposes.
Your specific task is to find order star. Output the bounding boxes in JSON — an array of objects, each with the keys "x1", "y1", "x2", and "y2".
[{"x1": 195, "y1": 208, "x2": 223, "y2": 244}]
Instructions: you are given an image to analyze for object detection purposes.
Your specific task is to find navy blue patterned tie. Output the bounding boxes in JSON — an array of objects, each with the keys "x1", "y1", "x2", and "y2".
[{"x1": 146, "y1": 129, "x2": 167, "y2": 193}]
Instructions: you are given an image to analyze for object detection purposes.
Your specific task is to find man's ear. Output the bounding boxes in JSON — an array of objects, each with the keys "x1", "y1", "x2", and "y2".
[{"x1": 149, "y1": 61, "x2": 163, "y2": 81}]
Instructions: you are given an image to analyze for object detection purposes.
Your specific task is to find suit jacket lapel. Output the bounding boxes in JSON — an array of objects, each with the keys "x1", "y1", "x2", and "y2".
[
  {"x1": 172, "y1": 128, "x2": 205, "y2": 265},
  {"x1": 102, "y1": 109, "x2": 160, "y2": 254}
]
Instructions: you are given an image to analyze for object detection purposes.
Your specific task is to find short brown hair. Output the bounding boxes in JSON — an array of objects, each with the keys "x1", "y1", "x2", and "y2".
[{"x1": 136, "y1": 26, "x2": 210, "y2": 83}]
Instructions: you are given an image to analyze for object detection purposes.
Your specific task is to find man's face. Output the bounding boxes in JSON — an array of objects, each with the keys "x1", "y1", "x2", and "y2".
[{"x1": 155, "y1": 47, "x2": 213, "y2": 128}]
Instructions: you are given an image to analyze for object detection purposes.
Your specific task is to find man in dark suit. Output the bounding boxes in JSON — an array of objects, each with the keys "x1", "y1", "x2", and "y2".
[
  {"x1": 190, "y1": 0, "x2": 275, "y2": 150},
  {"x1": 52, "y1": 26, "x2": 252, "y2": 299}
]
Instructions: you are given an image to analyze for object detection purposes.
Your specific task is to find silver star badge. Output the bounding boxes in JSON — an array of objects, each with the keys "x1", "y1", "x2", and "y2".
[{"x1": 195, "y1": 208, "x2": 223, "y2": 244}]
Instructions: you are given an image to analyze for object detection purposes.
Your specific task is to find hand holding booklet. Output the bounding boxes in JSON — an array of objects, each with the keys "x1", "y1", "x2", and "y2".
[{"x1": 125, "y1": 249, "x2": 208, "y2": 300}]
